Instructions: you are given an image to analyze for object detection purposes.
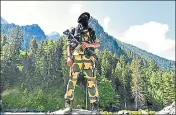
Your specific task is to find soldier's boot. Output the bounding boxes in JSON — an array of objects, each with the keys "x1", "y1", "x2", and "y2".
[
  {"x1": 63, "y1": 100, "x2": 73, "y2": 114},
  {"x1": 91, "y1": 102, "x2": 99, "y2": 115}
]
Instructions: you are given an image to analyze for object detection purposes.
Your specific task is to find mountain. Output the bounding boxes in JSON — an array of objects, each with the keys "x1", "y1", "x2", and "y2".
[
  {"x1": 1, "y1": 17, "x2": 46, "y2": 49},
  {"x1": 1, "y1": 16, "x2": 174, "y2": 70},
  {"x1": 47, "y1": 31, "x2": 60, "y2": 40},
  {"x1": 89, "y1": 17, "x2": 124, "y2": 56},
  {"x1": 21, "y1": 24, "x2": 46, "y2": 49},
  {"x1": 88, "y1": 17, "x2": 175, "y2": 70},
  {"x1": 117, "y1": 40, "x2": 175, "y2": 70},
  {"x1": 1, "y1": 17, "x2": 8, "y2": 24}
]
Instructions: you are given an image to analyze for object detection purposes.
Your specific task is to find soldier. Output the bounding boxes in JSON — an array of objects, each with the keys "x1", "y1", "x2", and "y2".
[{"x1": 63, "y1": 12, "x2": 100, "y2": 114}]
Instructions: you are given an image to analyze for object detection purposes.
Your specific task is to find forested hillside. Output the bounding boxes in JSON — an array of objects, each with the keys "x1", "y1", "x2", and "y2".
[
  {"x1": 88, "y1": 17, "x2": 175, "y2": 71},
  {"x1": 117, "y1": 40, "x2": 175, "y2": 71},
  {"x1": 1, "y1": 16, "x2": 175, "y2": 71},
  {"x1": 1, "y1": 27, "x2": 175, "y2": 112}
]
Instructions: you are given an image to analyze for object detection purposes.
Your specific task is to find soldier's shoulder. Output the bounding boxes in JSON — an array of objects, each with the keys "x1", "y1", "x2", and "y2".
[
  {"x1": 88, "y1": 27, "x2": 94, "y2": 31},
  {"x1": 88, "y1": 27, "x2": 95, "y2": 35}
]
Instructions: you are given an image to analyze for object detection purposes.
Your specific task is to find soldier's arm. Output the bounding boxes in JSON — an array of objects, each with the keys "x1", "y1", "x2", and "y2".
[
  {"x1": 67, "y1": 42, "x2": 73, "y2": 67},
  {"x1": 67, "y1": 35, "x2": 72, "y2": 57},
  {"x1": 89, "y1": 37, "x2": 100, "y2": 48},
  {"x1": 67, "y1": 28, "x2": 75, "y2": 58},
  {"x1": 67, "y1": 46, "x2": 72, "y2": 57}
]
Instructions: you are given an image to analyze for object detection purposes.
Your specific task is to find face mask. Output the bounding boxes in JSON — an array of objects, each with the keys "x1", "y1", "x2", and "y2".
[{"x1": 80, "y1": 17, "x2": 88, "y2": 29}]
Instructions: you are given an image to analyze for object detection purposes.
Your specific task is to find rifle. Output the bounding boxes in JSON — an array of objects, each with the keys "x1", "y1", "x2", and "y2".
[{"x1": 63, "y1": 29, "x2": 98, "y2": 61}]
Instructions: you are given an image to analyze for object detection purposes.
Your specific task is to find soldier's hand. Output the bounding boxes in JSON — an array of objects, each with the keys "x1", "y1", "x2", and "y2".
[
  {"x1": 81, "y1": 42, "x2": 90, "y2": 49},
  {"x1": 67, "y1": 57, "x2": 73, "y2": 67}
]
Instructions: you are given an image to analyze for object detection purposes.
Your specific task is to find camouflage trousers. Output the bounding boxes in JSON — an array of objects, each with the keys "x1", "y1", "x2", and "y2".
[{"x1": 65, "y1": 55, "x2": 99, "y2": 104}]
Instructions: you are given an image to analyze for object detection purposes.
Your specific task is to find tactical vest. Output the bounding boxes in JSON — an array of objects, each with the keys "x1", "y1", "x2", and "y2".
[{"x1": 71, "y1": 27, "x2": 95, "y2": 56}]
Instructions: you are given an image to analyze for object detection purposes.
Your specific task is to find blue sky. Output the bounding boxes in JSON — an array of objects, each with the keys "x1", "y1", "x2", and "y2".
[
  {"x1": 111, "y1": 1, "x2": 174, "y2": 37},
  {"x1": 1, "y1": 1, "x2": 175, "y2": 60},
  {"x1": 79, "y1": 1, "x2": 175, "y2": 39}
]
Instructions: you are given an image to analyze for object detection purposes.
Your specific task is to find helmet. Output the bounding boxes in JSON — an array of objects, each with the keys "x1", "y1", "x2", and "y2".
[{"x1": 77, "y1": 12, "x2": 90, "y2": 23}]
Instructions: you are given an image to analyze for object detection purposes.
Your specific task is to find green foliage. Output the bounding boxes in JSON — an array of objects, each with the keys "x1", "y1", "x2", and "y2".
[
  {"x1": 1, "y1": 28, "x2": 175, "y2": 112},
  {"x1": 17, "y1": 65, "x2": 24, "y2": 71},
  {"x1": 2, "y1": 88, "x2": 24, "y2": 109},
  {"x1": 20, "y1": 50, "x2": 27, "y2": 56},
  {"x1": 99, "y1": 77, "x2": 120, "y2": 110}
]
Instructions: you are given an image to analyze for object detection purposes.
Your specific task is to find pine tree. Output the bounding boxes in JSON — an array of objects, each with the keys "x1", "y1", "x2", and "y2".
[{"x1": 130, "y1": 57, "x2": 143, "y2": 110}]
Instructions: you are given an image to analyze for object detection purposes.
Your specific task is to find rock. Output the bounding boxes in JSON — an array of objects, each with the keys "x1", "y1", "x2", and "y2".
[
  {"x1": 2, "y1": 109, "x2": 101, "y2": 115},
  {"x1": 71, "y1": 109, "x2": 92, "y2": 114},
  {"x1": 117, "y1": 111, "x2": 131, "y2": 115},
  {"x1": 117, "y1": 111, "x2": 123, "y2": 114},
  {"x1": 155, "y1": 102, "x2": 175, "y2": 114},
  {"x1": 141, "y1": 110, "x2": 148, "y2": 115},
  {"x1": 123, "y1": 111, "x2": 129, "y2": 114},
  {"x1": 50, "y1": 109, "x2": 101, "y2": 115}
]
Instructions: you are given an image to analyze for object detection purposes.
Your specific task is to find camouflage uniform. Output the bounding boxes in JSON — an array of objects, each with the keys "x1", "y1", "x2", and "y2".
[{"x1": 65, "y1": 27, "x2": 100, "y2": 106}]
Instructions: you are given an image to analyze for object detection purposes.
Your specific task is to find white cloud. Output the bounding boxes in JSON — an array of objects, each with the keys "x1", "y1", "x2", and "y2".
[
  {"x1": 1, "y1": 1, "x2": 38, "y2": 25},
  {"x1": 69, "y1": 4, "x2": 83, "y2": 14},
  {"x1": 118, "y1": 21, "x2": 175, "y2": 61},
  {"x1": 69, "y1": 4, "x2": 83, "y2": 28},
  {"x1": 1, "y1": 1, "x2": 61, "y2": 34},
  {"x1": 103, "y1": 17, "x2": 111, "y2": 30},
  {"x1": 1, "y1": 1, "x2": 84, "y2": 35}
]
